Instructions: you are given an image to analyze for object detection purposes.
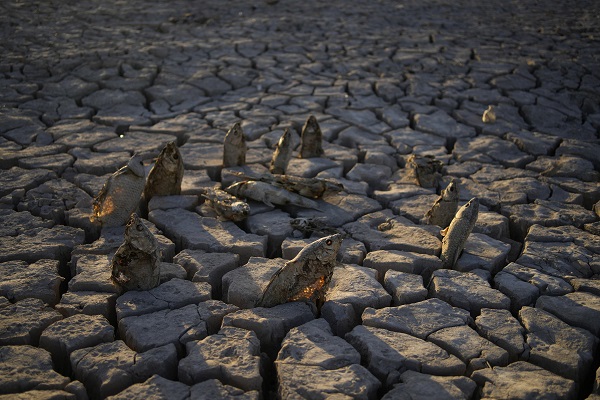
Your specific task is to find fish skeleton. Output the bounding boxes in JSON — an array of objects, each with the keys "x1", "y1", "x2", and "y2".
[
  {"x1": 299, "y1": 115, "x2": 324, "y2": 158},
  {"x1": 229, "y1": 170, "x2": 343, "y2": 199},
  {"x1": 223, "y1": 122, "x2": 246, "y2": 167},
  {"x1": 111, "y1": 213, "x2": 161, "y2": 292},
  {"x1": 143, "y1": 141, "x2": 184, "y2": 201},
  {"x1": 425, "y1": 179, "x2": 459, "y2": 228},
  {"x1": 269, "y1": 128, "x2": 293, "y2": 175},
  {"x1": 440, "y1": 197, "x2": 479, "y2": 268},
  {"x1": 92, "y1": 154, "x2": 146, "y2": 227},
  {"x1": 202, "y1": 188, "x2": 250, "y2": 222},
  {"x1": 256, "y1": 233, "x2": 343, "y2": 308},
  {"x1": 225, "y1": 180, "x2": 320, "y2": 209}
]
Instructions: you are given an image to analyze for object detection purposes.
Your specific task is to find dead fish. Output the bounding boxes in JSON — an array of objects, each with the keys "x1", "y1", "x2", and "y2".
[
  {"x1": 92, "y1": 154, "x2": 146, "y2": 227},
  {"x1": 299, "y1": 115, "x2": 324, "y2": 159},
  {"x1": 269, "y1": 128, "x2": 293, "y2": 175},
  {"x1": 424, "y1": 179, "x2": 459, "y2": 228},
  {"x1": 202, "y1": 188, "x2": 249, "y2": 222},
  {"x1": 440, "y1": 197, "x2": 479, "y2": 268},
  {"x1": 143, "y1": 141, "x2": 184, "y2": 201},
  {"x1": 225, "y1": 180, "x2": 320, "y2": 209},
  {"x1": 111, "y1": 213, "x2": 161, "y2": 292},
  {"x1": 405, "y1": 154, "x2": 443, "y2": 189},
  {"x1": 223, "y1": 122, "x2": 246, "y2": 167},
  {"x1": 290, "y1": 217, "x2": 342, "y2": 236},
  {"x1": 230, "y1": 170, "x2": 343, "y2": 198},
  {"x1": 482, "y1": 105, "x2": 496, "y2": 123},
  {"x1": 256, "y1": 233, "x2": 343, "y2": 308}
]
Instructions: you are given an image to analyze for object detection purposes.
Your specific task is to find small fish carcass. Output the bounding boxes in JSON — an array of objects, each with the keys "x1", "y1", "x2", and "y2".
[
  {"x1": 256, "y1": 233, "x2": 343, "y2": 308},
  {"x1": 92, "y1": 153, "x2": 146, "y2": 227},
  {"x1": 143, "y1": 141, "x2": 184, "y2": 202},
  {"x1": 298, "y1": 115, "x2": 324, "y2": 159},
  {"x1": 111, "y1": 213, "x2": 161, "y2": 292},
  {"x1": 269, "y1": 128, "x2": 293, "y2": 175},
  {"x1": 440, "y1": 197, "x2": 479, "y2": 268},
  {"x1": 424, "y1": 179, "x2": 459, "y2": 228},
  {"x1": 202, "y1": 188, "x2": 250, "y2": 222},
  {"x1": 224, "y1": 180, "x2": 320, "y2": 209}
]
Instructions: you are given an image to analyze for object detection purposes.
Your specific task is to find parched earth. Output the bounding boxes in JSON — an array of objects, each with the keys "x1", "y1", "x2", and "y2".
[{"x1": 1, "y1": 0, "x2": 600, "y2": 399}]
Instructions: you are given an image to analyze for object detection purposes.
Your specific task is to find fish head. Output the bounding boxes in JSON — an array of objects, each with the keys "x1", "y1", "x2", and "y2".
[
  {"x1": 124, "y1": 213, "x2": 158, "y2": 253},
  {"x1": 226, "y1": 122, "x2": 245, "y2": 145},
  {"x1": 442, "y1": 179, "x2": 459, "y2": 201},
  {"x1": 313, "y1": 233, "x2": 343, "y2": 262},
  {"x1": 456, "y1": 197, "x2": 479, "y2": 220},
  {"x1": 230, "y1": 200, "x2": 250, "y2": 220},
  {"x1": 127, "y1": 154, "x2": 145, "y2": 177},
  {"x1": 157, "y1": 141, "x2": 182, "y2": 173}
]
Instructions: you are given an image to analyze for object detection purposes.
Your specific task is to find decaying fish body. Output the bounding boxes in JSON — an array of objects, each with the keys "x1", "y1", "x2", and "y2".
[
  {"x1": 202, "y1": 188, "x2": 249, "y2": 222},
  {"x1": 482, "y1": 105, "x2": 496, "y2": 123},
  {"x1": 143, "y1": 141, "x2": 184, "y2": 201},
  {"x1": 256, "y1": 234, "x2": 343, "y2": 308},
  {"x1": 225, "y1": 180, "x2": 320, "y2": 209},
  {"x1": 230, "y1": 170, "x2": 343, "y2": 198},
  {"x1": 92, "y1": 154, "x2": 146, "y2": 227},
  {"x1": 111, "y1": 213, "x2": 161, "y2": 292},
  {"x1": 440, "y1": 197, "x2": 479, "y2": 268},
  {"x1": 291, "y1": 217, "x2": 342, "y2": 236},
  {"x1": 299, "y1": 115, "x2": 324, "y2": 159},
  {"x1": 425, "y1": 179, "x2": 459, "y2": 228},
  {"x1": 223, "y1": 122, "x2": 246, "y2": 168},
  {"x1": 269, "y1": 128, "x2": 293, "y2": 175},
  {"x1": 405, "y1": 154, "x2": 443, "y2": 189}
]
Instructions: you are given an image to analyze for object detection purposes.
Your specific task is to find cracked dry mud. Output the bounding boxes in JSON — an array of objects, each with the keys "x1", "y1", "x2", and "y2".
[{"x1": 1, "y1": 0, "x2": 599, "y2": 399}]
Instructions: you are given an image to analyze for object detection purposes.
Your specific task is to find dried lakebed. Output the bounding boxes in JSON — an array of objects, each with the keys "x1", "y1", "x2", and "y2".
[{"x1": 1, "y1": 0, "x2": 600, "y2": 399}]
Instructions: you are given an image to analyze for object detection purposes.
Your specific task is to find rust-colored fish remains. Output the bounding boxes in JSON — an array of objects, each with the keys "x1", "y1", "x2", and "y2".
[
  {"x1": 256, "y1": 234, "x2": 343, "y2": 308},
  {"x1": 405, "y1": 154, "x2": 443, "y2": 189},
  {"x1": 92, "y1": 154, "x2": 146, "y2": 227}
]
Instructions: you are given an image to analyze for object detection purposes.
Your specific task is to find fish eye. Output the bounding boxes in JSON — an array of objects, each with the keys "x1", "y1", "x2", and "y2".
[
  {"x1": 139, "y1": 161, "x2": 144, "y2": 165},
  {"x1": 449, "y1": 186, "x2": 454, "y2": 191},
  {"x1": 326, "y1": 239, "x2": 332, "y2": 245},
  {"x1": 136, "y1": 224, "x2": 144, "y2": 231},
  {"x1": 173, "y1": 153, "x2": 179, "y2": 159},
  {"x1": 465, "y1": 203, "x2": 470, "y2": 207}
]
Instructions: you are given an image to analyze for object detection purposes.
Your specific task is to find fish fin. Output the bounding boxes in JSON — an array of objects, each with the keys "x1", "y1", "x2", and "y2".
[{"x1": 440, "y1": 227, "x2": 448, "y2": 236}]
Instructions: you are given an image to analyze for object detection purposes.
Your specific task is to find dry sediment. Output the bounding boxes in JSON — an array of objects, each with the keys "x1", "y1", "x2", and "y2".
[{"x1": 1, "y1": 0, "x2": 600, "y2": 398}]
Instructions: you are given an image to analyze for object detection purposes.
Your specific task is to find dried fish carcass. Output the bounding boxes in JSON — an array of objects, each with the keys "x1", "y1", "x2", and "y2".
[
  {"x1": 92, "y1": 154, "x2": 146, "y2": 227},
  {"x1": 405, "y1": 154, "x2": 443, "y2": 189},
  {"x1": 298, "y1": 115, "x2": 324, "y2": 158},
  {"x1": 202, "y1": 188, "x2": 249, "y2": 222},
  {"x1": 424, "y1": 179, "x2": 459, "y2": 228},
  {"x1": 111, "y1": 213, "x2": 161, "y2": 292},
  {"x1": 256, "y1": 234, "x2": 343, "y2": 308},
  {"x1": 228, "y1": 170, "x2": 343, "y2": 199},
  {"x1": 225, "y1": 180, "x2": 319, "y2": 209},
  {"x1": 143, "y1": 141, "x2": 184, "y2": 202},
  {"x1": 269, "y1": 128, "x2": 293, "y2": 175},
  {"x1": 223, "y1": 122, "x2": 246, "y2": 168},
  {"x1": 440, "y1": 197, "x2": 479, "y2": 268}
]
